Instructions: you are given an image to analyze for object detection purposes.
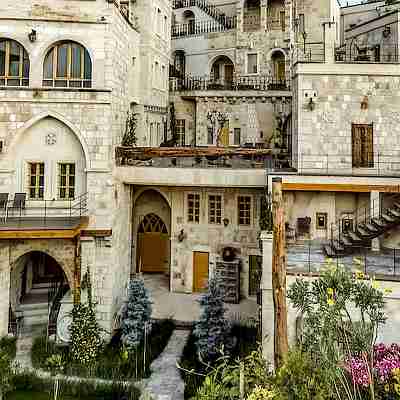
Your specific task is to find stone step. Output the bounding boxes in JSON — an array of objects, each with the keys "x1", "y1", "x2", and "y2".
[
  {"x1": 348, "y1": 231, "x2": 363, "y2": 243},
  {"x1": 357, "y1": 226, "x2": 373, "y2": 238},
  {"x1": 382, "y1": 212, "x2": 397, "y2": 224},
  {"x1": 19, "y1": 302, "x2": 48, "y2": 312},
  {"x1": 340, "y1": 235, "x2": 352, "y2": 247},
  {"x1": 323, "y1": 245, "x2": 338, "y2": 258},
  {"x1": 388, "y1": 207, "x2": 400, "y2": 218},
  {"x1": 332, "y1": 239, "x2": 345, "y2": 253},
  {"x1": 371, "y1": 217, "x2": 389, "y2": 229},
  {"x1": 364, "y1": 223, "x2": 379, "y2": 234}
]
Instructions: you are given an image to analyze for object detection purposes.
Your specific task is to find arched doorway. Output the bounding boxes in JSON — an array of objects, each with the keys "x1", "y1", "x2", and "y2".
[
  {"x1": 9, "y1": 251, "x2": 69, "y2": 333},
  {"x1": 210, "y1": 55, "x2": 235, "y2": 88},
  {"x1": 134, "y1": 189, "x2": 171, "y2": 276},
  {"x1": 271, "y1": 51, "x2": 286, "y2": 85},
  {"x1": 137, "y1": 213, "x2": 169, "y2": 273},
  {"x1": 183, "y1": 10, "x2": 196, "y2": 34}
]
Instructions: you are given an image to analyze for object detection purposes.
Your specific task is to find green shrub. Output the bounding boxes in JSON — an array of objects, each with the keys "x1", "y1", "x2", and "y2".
[
  {"x1": 273, "y1": 349, "x2": 333, "y2": 400},
  {"x1": 0, "y1": 337, "x2": 17, "y2": 360},
  {"x1": 31, "y1": 336, "x2": 66, "y2": 370}
]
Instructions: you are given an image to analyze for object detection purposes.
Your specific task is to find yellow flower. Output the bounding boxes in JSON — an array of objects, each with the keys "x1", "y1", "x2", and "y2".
[
  {"x1": 327, "y1": 288, "x2": 334, "y2": 295},
  {"x1": 384, "y1": 384, "x2": 390, "y2": 393},
  {"x1": 371, "y1": 278, "x2": 380, "y2": 289},
  {"x1": 327, "y1": 298, "x2": 335, "y2": 306},
  {"x1": 355, "y1": 270, "x2": 365, "y2": 279},
  {"x1": 384, "y1": 288, "x2": 393, "y2": 295}
]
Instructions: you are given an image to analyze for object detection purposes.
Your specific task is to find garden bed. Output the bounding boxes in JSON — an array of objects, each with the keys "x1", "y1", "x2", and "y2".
[
  {"x1": 31, "y1": 319, "x2": 175, "y2": 381},
  {"x1": 179, "y1": 321, "x2": 259, "y2": 399},
  {"x1": 0, "y1": 336, "x2": 17, "y2": 360}
]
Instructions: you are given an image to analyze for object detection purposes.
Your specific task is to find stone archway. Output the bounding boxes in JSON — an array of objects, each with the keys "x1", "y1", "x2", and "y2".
[{"x1": 133, "y1": 189, "x2": 171, "y2": 275}]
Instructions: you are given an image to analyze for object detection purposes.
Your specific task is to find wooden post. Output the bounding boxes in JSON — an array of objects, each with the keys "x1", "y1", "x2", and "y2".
[{"x1": 272, "y1": 177, "x2": 288, "y2": 369}]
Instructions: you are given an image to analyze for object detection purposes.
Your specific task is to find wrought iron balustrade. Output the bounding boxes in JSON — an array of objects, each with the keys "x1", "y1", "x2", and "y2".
[
  {"x1": 294, "y1": 42, "x2": 325, "y2": 63},
  {"x1": 0, "y1": 192, "x2": 88, "y2": 230},
  {"x1": 267, "y1": 153, "x2": 400, "y2": 177},
  {"x1": 169, "y1": 74, "x2": 289, "y2": 92},
  {"x1": 335, "y1": 45, "x2": 399, "y2": 63}
]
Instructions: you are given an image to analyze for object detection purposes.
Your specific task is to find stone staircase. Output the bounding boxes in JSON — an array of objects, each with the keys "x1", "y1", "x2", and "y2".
[
  {"x1": 18, "y1": 282, "x2": 50, "y2": 328},
  {"x1": 173, "y1": 0, "x2": 234, "y2": 29},
  {"x1": 324, "y1": 196, "x2": 400, "y2": 258}
]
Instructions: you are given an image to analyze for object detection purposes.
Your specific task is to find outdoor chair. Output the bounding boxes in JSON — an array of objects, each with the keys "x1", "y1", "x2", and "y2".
[
  {"x1": 0, "y1": 193, "x2": 9, "y2": 222},
  {"x1": 9, "y1": 193, "x2": 26, "y2": 216}
]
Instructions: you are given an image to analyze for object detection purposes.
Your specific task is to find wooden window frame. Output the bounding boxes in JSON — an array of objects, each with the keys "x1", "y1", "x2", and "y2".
[
  {"x1": 316, "y1": 212, "x2": 328, "y2": 230},
  {"x1": 58, "y1": 162, "x2": 76, "y2": 200},
  {"x1": 208, "y1": 194, "x2": 223, "y2": 225},
  {"x1": 175, "y1": 119, "x2": 186, "y2": 146},
  {"x1": 352, "y1": 123, "x2": 374, "y2": 168},
  {"x1": 247, "y1": 53, "x2": 258, "y2": 75},
  {"x1": 0, "y1": 39, "x2": 29, "y2": 87},
  {"x1": 43, "y1": 42, "x2": 92, "y2": 88},
  {"x1": 28, "y1": 162, "x2": 45, "y2": 200},
  {"x1": 234, "y1": 127, "x2": 241, "y2": 146},
  {"x1": 238, "y1": 195, "x2": 252, "y2": 226},
  {"x1": 187, "y1": 193, "x2": 201, "y2": 224}
]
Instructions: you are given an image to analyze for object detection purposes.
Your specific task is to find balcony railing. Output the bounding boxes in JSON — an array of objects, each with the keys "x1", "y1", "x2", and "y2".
[
  {"x1": 116, "y1": 146, "x2": 272, "y2": 169},
  {"x1": 169, "y1": 75, "x2": 289, "y2": 92},
  {"x1": 335, "y1": 45, "x2": 399, "y2": 63},
  {"x1": 294, "y1": 42, "x2": 325, "y2": 63},
  {"x1": 243, "y1": 14, "x2": 261, "y2": 32},
  {"x1": 172, "y1": 17, "x2": 237, "y2": 37},
  {"x1": 0, "y1": 193, "x2": 88, "y2": 231},
  {"x1": 267, "y1": 153, "x2": 400, "y2": 177}
]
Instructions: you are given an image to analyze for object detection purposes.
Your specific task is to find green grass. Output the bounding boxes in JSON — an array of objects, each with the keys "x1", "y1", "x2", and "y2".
[
  {"x1": 31, "y1": 319, "x2": 175, "y2": 381},
  {"x1": 7, "y1": 391, "x2": 89, "y2": 400}
]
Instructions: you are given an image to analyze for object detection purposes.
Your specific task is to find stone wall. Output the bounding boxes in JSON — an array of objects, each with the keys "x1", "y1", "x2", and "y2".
[{"x1": 131, "y1": 186, "x2": 263, "y2": 297}]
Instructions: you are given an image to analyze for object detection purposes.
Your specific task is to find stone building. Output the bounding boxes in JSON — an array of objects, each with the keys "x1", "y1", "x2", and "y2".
[{"x1": 0, "y1": 0, "x2": 171, "y2": 339}]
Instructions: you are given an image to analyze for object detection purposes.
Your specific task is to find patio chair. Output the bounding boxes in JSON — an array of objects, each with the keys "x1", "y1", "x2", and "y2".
[
  {"x1": 0, "y1": 193, "x2": 9, "y2": 222},
  {"x1": 9, "y1": 193, "x2": 26, "y2": 216}
]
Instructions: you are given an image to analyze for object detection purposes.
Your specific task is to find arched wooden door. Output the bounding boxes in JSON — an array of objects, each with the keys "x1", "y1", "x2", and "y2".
[{"x1": 137, "y1": 213, "x2": 169, "y2": 273}]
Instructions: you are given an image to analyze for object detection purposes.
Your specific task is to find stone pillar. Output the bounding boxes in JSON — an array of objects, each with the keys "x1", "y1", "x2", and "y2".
[
  {"x1": 371, "y1": 191, "x2": 381, "y2": 252},
  {"x1": 260, "y1": 231, "x2": 274, "y2": 367},
  {"x1": 323, "y1": 21, "x2": 336, "y2": 64},
  {"x1": 0, "y1": 243, "x2": 10, "y2": 337}
]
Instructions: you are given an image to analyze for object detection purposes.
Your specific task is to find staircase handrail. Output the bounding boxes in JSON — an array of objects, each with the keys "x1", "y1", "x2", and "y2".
[{"x1": 329, "y1": 186, "x2": 400, "y2": 249}]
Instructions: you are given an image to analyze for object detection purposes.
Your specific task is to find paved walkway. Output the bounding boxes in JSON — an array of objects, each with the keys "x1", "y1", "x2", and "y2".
[
  {"x1": 140, "y1": 330, "x2": 190, "y2": 400},
  {"x1": 143, "y1": 274, "x2": 258, "y2": 324}
]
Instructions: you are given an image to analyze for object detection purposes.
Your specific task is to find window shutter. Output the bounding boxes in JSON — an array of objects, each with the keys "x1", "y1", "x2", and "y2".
[
  {"x1": 366, "y1": 124, "x2": 374, "y2": 167},
  {"x1": 352, "y1": 124, "x2": 361, "y2": 167}
]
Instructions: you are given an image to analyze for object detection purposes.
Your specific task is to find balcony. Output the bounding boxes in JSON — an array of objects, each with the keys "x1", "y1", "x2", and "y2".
[
  {"x1": 335, "y1": 45, "x2": 399, "y2": 63},
  {"x1": 116, "y1": 146, "x2": 272, "y2": 169},
  {"x1": 169, "y1": 75, "x2": 289, "y2": 92},
  {"x1": 172, "y1": 18, "x2": 237, "y2": 37},
  {"x1": 267, "y1": 153, "x2": 400, "y2": 177},
  {"x1": 0, "y1": 193, "x2": 88, "y2": 238}
]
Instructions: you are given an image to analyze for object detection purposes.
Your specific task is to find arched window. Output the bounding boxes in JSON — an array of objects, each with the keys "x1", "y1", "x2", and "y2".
[
  {"x1": 0, "y1": 39, "x2": 29, "y2": 86},
  {"x1": 43, "y1": 42, "x2": 92, "y2": 88}
]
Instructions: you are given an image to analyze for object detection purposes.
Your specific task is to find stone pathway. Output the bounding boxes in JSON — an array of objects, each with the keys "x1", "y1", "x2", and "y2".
[
  {"x1": 14, "y1": 334, "x2": 33, "y2": 369},
  {"x1": 140, "y1": 330, "x2": 190, "y2": 400}
]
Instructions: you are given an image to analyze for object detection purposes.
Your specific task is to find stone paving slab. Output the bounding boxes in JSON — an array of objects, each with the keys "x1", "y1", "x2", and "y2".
[{"x1": 140, "y1": 330, "x2": 190, "y2": 400}]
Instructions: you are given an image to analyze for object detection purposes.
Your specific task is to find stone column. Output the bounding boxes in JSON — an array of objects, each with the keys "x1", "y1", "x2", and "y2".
[
  {"x1": 0, "y1": 243, "x2": 10, "y2": 337},
  {"x1": 323, "y1": 21, "x2": 336, "y2": 64},
  {"x1": 371, "y1": 191, "x2": 381, "y2": 252},
  {"x1": 260, "y1": 231, "x2": 274, "y2": 368}
]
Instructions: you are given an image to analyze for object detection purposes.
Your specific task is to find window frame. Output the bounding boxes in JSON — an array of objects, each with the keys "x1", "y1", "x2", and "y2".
[
  {"x1": 43, "y1": 41, "x2": 92, "y2": 88},
  {"x1": 246, "y1": 53, "x2": 259, "y2": 75},
  {"x1": 58, "y1": 162, "x2": 76, "y2": 200},
  {"x1": 316, "y1": 212, "x2": 328, "y2": 230},
  {"x1": 237, "y1": 195, "x2": 252, "y2": 226},
  {"x1": 0, "y1": 39, "x2": 29, "y2": 87},
  {"x1": 175, "y1": 119, "x2": 186, "y2": 146},
  {"x1": 208, "y1": 194, "x2": 223, "y2": 225},
  {"x1": 27, "y1": 162, "x2": 45, "y2": 200},
  {"x1": 187, "y1": 192, "x2": 201, "y2": 224}
]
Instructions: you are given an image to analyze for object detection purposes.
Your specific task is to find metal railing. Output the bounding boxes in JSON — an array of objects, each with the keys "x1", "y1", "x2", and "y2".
[
  {"x1": 172, "y1": 17, "x2": 237, "y2": 37},
  {"x1": 335, "y1": 45, "x2": 399, "y2": 63},
  {"x1": 294, "y1": 42, "x2": 325, "y2": 63},
  {"x1": 170, "y1": 75, "x2": 289, "y2": 92},
  {"x1": 0, "y1": 192, "x2": 88, "y2": 229},
  {"x1": 287, "y1": 241, "x2": 400, "y2": 278},
  {"x1": 243, "y1": 14, "x2": 261, "y2": 32},
  {"x1": 267, "y1": 153, "x2": 400, "y2": 177}
]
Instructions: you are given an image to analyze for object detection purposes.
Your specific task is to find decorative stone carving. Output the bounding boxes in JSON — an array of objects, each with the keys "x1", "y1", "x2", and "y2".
[{"x1": 45, "y1": 132, "x2": 57, "y2": 145}]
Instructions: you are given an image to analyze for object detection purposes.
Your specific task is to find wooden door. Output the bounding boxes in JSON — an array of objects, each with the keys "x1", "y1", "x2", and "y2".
[
  {"x1": 138, "y1": 233, "x2": 169, "y2": 273},
  {"x1": 193, "y1": 252, "x2": 209, "y2": 292},
  {"x1": 352, "y1": 124, "x2": 373, "y2": 168},
  {"x1": 137, "y1": 213, "x2": 169, "y2": 273},
  {"x1": 224, "y1": 64, "x2": 234, "y2": 85},
  {"x1": 276, "y1": 60, "x2": 285, "y2": 82}
]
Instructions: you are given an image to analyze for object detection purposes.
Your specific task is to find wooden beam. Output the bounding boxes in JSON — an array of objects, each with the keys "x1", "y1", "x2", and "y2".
[
  {"x1": 272, "y1": 177, "x2": 289, "y2": 369},
  {"x1": 116, "y1": 146, "x2": 271, "y2": 159},
  {"x1": 282, "y1": 183, "x2": 400, "y2": 193},
  {"x1": 0, "y1": 229, "x2": 80, "y2": 239},
  {"x1": 81, "y1": 229, "x2": 112, "y2": 237}
]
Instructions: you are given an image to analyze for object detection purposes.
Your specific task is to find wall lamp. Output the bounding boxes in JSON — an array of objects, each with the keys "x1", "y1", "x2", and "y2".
[
  {"x1": 308, "y1": 97, "x2": 316, "y2": 111},
  {"x1": 28, "y1": 29, "x2": 37, "y2": 43}
]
